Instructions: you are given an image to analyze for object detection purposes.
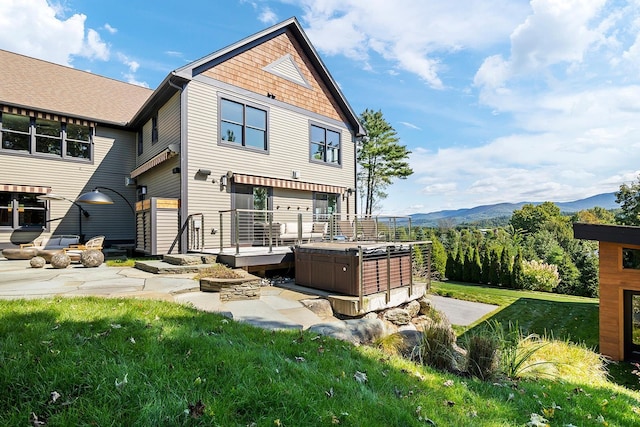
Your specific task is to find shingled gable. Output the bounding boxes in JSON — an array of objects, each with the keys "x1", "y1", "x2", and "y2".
[
  {"x1": 0, "y1": 49, "x2": 153, "y2": 126},
  {"x1": 169, "y1": 17, "x2": 365, "y2": 137}
]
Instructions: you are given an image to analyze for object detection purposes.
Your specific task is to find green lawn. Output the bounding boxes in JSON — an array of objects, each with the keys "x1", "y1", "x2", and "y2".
[
  {"x1": 431, "y1": 280, "x2": 599, "y2": 348},
  {"x1": 1, "y1": 297, "x2": 639, "y2": 426}
]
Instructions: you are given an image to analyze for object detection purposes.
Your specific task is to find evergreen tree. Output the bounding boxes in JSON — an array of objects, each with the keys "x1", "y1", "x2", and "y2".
[
  {"x1": 429, "y1": 234, "x2": 447, "y2": 278},
  {"x1": 462, "y1": 247, "x2": 474, "y2": 282},
  {"x1": 500, "y1": 248, "x2": 512, "y2": 287},
  {"x1": 512, "y1": 249, "x2": 524, "y2": 289},
  {"x1": 445, "y1": 252, "x2": 456, "y2": 280},
  {"x1": 480, "y1": 247, "x2": 491, "y2": 284},
  {"x1": 488, "y1": 248, "x2": 501, "y2": 285},
  {"x1": 471, "y1": 247, "x2": 482, "y2": 283}
]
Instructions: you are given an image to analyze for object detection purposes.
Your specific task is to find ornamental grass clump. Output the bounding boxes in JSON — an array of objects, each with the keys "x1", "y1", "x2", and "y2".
[
  {"x1": 419, "y1": 318, "x2": 457, "y2": 371},
  {"x1": 464, "y1": 332, "x2": 500, "y2": 380}
]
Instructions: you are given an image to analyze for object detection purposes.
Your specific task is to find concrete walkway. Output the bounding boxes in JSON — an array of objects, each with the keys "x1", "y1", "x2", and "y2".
[{"x1": 0, "y1": 258, "x2": 498, "y2": 329}]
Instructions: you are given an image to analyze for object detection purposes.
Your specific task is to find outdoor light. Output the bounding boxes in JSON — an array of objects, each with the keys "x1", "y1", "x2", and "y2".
[
  {"x1": 220, "y1": 175, "x2": 228, "y2": 187},
  {"x1": 197, "y1": 169, "x2": 212, "y2": 176},
  {"x1": 76, "y1": 189, "x2": 114, "y2": 205},
  {"x1": 37, "y1": 193, "x2": 91, "y2": 241},
  {"x1": 76, "y1": 186, "x2": 135, "y2": 214}
]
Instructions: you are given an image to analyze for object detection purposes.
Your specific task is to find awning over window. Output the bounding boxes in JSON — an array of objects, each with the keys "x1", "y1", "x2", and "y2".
[
  {"x1": 232, "y1": 173, "x2": 346, "y2": 194},
  {"x1": 130, "y1": 149, "x2": 178, "y2": 178},
  {"x1": 0, "y1": 184, "x2": 51, "y2": 194}
]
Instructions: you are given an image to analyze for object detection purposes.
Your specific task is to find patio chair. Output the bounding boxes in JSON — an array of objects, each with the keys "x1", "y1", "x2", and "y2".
[
  {"x1": 335, "y1": 220, "x2": 355, "y2": 240},
  {"x1": 356, "y1": 218, "x2": 384, "y2": 241},
  {"x1": 64, "y1": 235, "x2": 105, "y2": 262}
]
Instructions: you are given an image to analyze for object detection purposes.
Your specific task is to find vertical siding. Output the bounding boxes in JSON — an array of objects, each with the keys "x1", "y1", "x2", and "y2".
[
  {"x1": 0, "y1": 126, "x2": 137, "y2": 248},
  {"x1": 155, "y1": 207, "x2": 179, "y2": 254},
  {"x1": 599, "y1": 241, "x2": 640, "y2": 360}
]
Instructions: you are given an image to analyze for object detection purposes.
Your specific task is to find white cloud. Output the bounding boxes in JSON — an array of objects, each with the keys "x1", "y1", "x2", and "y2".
[
  {"x1": 104, "y1": 23, "x2": 117, "y2": 34},
  {"x1": 117, "y1": 53, "x2": 148, "y2": 87},
  {"x1": 0, "y1": 0, "x2": 110, "y2": 66},
  {"x1": 399, "y1": 121, "x2": 421, "y2": 130},
  {"x1": 258, "y1": 6, "x2": 278, "y2": 24},
  {"x1": 291, "y1": 0, "x2": 529, "y2": 89}
]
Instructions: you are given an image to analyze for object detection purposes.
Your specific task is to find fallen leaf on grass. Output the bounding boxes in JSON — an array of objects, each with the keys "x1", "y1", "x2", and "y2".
[
  {"x1": 325, "y1": 387, "x2": 334, "y2": 398},
  {"x1": 115, "y1": 373, "x2": 128, "y2": 389},
  {"x1": 129, "y1": 337, "x2": 136, "y2": 344},
  {"x1": 353, "y1": 371, "x2": 368, "y2": 384},
  {"x1": 526, "y1": 413, "x2": 548, "y2": 427},
  {"x1": 443, "y1": 380, "x2": 454, "y2": 387},
  {"x1": 295, "y1": 356, "x2": 306, "y2": 363},
  {"x1": 30, "y1": 412, "x2": 46, "y2": 426},
  {"x1": 49, "y1": 391, "x2": 61, "y2": 404}
]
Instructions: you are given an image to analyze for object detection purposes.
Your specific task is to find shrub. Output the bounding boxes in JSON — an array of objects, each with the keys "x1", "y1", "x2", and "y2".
[
  {"x1": 419, "y1": 319, "x2": 456, "y2": 371},
  {"x1": 487, "y1": 321, "x2": 551, "y2": 379},
  {"x1": 464, "y1": 332, "x2": 499, "y2": 380},
  {"x1": 519, "y1": 259, "x2": 560, "y2": 292}
]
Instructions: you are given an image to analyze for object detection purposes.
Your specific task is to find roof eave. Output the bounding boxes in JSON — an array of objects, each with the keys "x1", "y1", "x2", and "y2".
[{"x1": 128, "y1": 73, "x2": 190, "y2": 128}]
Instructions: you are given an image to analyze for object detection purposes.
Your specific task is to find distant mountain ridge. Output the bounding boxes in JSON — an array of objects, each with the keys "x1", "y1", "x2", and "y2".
[{"x1": 409, "y1": 193, "x2": 618, "y2": 226}]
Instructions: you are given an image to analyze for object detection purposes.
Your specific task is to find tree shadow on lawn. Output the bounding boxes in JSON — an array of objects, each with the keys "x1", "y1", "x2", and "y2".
[{"x1": 460, "y1": 297, "x2": 599, "y2": 351}]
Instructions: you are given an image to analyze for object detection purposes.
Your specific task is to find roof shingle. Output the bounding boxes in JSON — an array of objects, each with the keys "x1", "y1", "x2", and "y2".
[{"x1": 0, "y1": 49, "x2": 153, "y2": 125}]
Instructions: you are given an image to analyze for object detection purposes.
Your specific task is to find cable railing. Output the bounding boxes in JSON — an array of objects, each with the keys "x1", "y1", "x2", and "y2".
[{"x1": 215, "y1": 210, "x2": 414, "y2": 253}]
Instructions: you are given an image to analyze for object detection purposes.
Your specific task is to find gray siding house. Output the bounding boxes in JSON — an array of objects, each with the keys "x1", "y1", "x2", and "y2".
[{"x1": 0, "y1": 18, "x2": 364, "y2": 255}]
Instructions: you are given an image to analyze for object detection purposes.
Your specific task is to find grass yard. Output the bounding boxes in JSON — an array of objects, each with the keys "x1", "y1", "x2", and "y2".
[
  {"x1": 1, "y1": 297, "x2": 639, "y2": 426},
  {"x1": 431, "y1": 280, "x2": 599, "y2": 348}
]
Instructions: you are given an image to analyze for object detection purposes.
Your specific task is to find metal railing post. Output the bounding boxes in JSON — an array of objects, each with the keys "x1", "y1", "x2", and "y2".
[
  {"x1": 409, "y1": 243, "x2": 414, "y2": 296},
  {"x1": 219, "y1": 212, "x2": 224, "y2": 252},
  {"x1": 234, "y1": 210, "x2": 240, "y2": 255},
  {"x1": 268, "y1": 212, "x2": 273, "y2": 253},
  {"x1": 358, "y1": 246, "x2": 364, "y2": 314},
  {"x1": 297, "y1": 213, "x2": 303, "y2": 244},
  {"x1": 386, "y1": 245, "x2": 391, "y2": 303}
]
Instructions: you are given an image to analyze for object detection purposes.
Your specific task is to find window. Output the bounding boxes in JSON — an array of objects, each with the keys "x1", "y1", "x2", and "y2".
[
  {"x1": 0, "y1": 192, "x2": 46, "y2": 229},
  {"x1": 151, "y1": 114, "x2": 158, "y2": 144},
  {"x1": 1, "y1": 113, "x2": 30, "y2": 151},
  {"x1": 66, "y1": 123, "x2": 91, "y2": 159},
  {"x1": 0, "y1": 113, "x2": 92, "y2": 160},
  {"x1": 35, "y1": 118, "x2": 62, "y2": 156},
  {"x1": 313, "y1": 193, "x2": 338, "y2": 221},
  {"x1": 310, "y1": 124, "x2": 340, "y2": 165},
  {"x1": 623, "y1": 248, "x2": 640, "y2": 269},
  {"x1": 220, "y1": 98, "x2": 267, "y2": 151},
  {"x1": 137, "y1": 131, "x2": 143, "y2": 156}
]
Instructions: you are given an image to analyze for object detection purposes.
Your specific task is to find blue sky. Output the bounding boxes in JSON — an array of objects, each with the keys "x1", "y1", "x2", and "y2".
[{"x1": 2, "y1": 0, "x2": 640, "y2": 214}]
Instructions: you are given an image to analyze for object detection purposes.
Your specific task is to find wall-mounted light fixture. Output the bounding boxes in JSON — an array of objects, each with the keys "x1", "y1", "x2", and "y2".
[
  {"x1": 138, "y1": 185, "x2": 147, "y2": 195},
  {"x1": 197, "y1": 169, "x2": 211, "y2": 176},
  {"x1": 220, "y1": 175, "x2": 228, "y2": 188},
  {"x1": 172, "y1": 167, "x2": 181, "y2": 174},
  {"x1": 342, "y1": 187, "x2": 354, "y2": 200}
]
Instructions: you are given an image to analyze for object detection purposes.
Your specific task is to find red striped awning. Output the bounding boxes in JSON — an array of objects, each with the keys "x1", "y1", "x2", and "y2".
[
  {"x1": 0, "y1": 184, "x2": 51, "y2": 194},
  {"x1": 1, "y1": 105, "x2": 96, "y2": 127},
  {"x1": 130, "y1": 149, "x2": 177, "y2": 178},
  {"x1": 232, "y1": 173, "x2": 346, "y2": 194}
]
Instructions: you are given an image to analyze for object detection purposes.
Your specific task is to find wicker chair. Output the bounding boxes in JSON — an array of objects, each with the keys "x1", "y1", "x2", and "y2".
[{"x1": 64, "y1": 235, "x2": 105, "y2": 262}]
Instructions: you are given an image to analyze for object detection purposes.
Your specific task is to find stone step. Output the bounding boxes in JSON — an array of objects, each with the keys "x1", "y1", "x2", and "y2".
[
  {"x1": 135, "y1": 260, "x2": 218, "y2": 274},
  {"x1": 162, "y1": 254, "x2": 217, "y2": 266}
]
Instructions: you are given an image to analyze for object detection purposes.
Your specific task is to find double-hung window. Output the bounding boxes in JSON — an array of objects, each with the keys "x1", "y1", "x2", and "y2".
[
  {"x1": 310, "y1": 124, "x2": 341, "y2": 165},
  {"x1": 1, "y1": 113, "x2": 92, "y2": 161},
  {"x1": 220, "y1": 98, "x2": 267, "y2": 151}
]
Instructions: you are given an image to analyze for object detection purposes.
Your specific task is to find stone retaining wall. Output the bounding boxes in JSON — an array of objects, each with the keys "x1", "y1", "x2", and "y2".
[{"x1": 200, "y1": 275, "x2": 261, "y2": 301}]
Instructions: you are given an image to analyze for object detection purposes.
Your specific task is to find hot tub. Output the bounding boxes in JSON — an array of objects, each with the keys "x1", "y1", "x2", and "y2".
[{"x1": 294, "y1": 242, "x2": 412, "y2": 296}]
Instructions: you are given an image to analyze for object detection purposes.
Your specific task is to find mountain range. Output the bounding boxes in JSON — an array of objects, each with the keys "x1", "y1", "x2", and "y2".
[{"x1": 408, "y1": 192, "x2": 618, "y2": 227}]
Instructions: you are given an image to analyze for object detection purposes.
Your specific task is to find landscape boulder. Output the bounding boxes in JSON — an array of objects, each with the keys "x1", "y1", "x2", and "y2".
[
  {"x1": 383, "y1": 308, "x2": 411, "y2": 325},
  {"x1": 81, "y1": 249, "x2": 104, "y2": 267},
  {"x1": 29, "y1": 256, "x2": 46, "y2": 268},
  {"x1": 50, "y1": 252, "x2": 70, "y2": 269},
  {"x1": 308, "y1": 318, "x2": 386, "y2": 346}
]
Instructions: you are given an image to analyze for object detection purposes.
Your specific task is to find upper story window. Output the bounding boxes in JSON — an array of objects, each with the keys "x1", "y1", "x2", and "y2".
[
  {"x1": 151, "y1": 114, "x2": 158, "y2": 144},
  {"x1": 0, "y1": 191, "x2": 46, "y2": 230},
  {"x1": 310, "y1": 124, "x2": 341, "y2": 165},
  {"x1": 137, "y1": 131, "x2": 143, "y2": 156},
  {"x1": 1, "y1": 113, "x2": 92, "y2": 161},
  {"x1": 220, "y1": 98, "x2": 267, "y2": 151},
  {"x1": 623, "y1": 248, "x2": 640, "y2": 269}
]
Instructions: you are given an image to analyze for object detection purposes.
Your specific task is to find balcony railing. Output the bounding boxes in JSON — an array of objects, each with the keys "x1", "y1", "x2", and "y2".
[{"x1": 215, "y1": 210, "x2": 414, "y2": 254}]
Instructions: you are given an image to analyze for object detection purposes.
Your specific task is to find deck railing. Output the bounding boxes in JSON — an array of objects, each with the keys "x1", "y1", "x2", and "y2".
[{"x1": 215, "y1": 210, "x2": 414, "y2": 253}]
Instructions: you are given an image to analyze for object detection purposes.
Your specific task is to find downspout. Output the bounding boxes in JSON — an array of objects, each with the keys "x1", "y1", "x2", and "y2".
[{"x1": 169, "y1": 76, "x2": 188, "y2": 253}]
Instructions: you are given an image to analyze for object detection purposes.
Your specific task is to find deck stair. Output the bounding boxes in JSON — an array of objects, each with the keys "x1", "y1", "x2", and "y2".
[{"x1": 135, "y1": 253, "x2": 218, "y2": 274}]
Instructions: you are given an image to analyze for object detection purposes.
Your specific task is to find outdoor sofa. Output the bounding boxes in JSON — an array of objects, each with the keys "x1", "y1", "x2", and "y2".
[{"x1": 2, "y1": 234, "x2": 80, "y2": 261}]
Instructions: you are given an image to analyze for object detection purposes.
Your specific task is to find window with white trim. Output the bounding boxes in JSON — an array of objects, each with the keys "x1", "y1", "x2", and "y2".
[
  {"x1": 0, "y1": 113, "x2": 92, "y2": 160},
  {"x1": 310, "y1": 124, "x2": 340, "y2": 165},
  {"x1": 220, "y1": 98, "x2": 267, "y2": 151}
]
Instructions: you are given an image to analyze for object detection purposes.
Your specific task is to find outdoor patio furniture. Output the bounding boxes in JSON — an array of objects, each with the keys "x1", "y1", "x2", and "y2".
[
  {"x1": 64, "y1": 235, "x2": 105, "y2": 262},
  {"x1": 1, "y1": 234, "x2": 80, "y2": 261},
  {"x1": 356, "y1": 219, "x2": 384, "y2": 241}
]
